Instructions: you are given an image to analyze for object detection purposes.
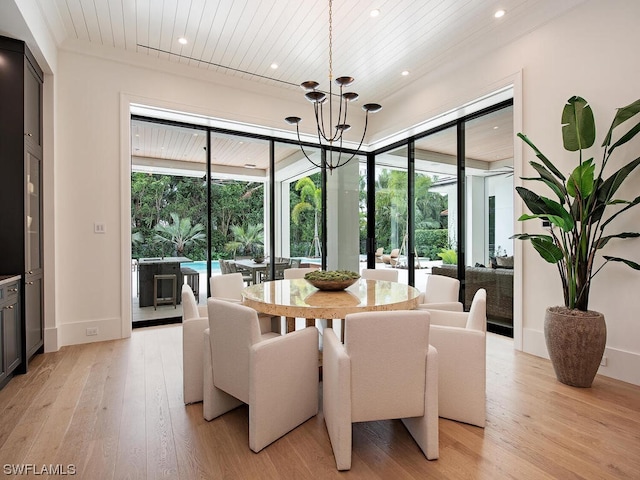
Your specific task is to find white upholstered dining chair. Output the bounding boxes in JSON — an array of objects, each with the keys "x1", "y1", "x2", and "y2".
[
  {"x1": 210, "y1": 272, "x2": 279, "y2": 334},
  {"x1": 182, "y1": 284, "x2": 208, "y2": 404},
  {"x1": 323, "y1": 309, "x2": 439, "y2": 470},
  {"x1": 360, "y1": 268, "x2": 399, "y2": 282},
  {"x1": 417, "y1": 274, "x2": 462, "y2": 310},
  {"x1": 421, "y1": 288, "x2": 487, "y2": 427},
  {"x1": 283, "y1": 267, "x2": 318, "y2": 279},
  {"x1": 202, "y1": 298, "x2": 319, "y2": 452}
]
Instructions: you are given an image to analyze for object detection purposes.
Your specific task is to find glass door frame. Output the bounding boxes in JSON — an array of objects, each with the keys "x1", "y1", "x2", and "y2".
[{"x1": 366, "y1": 98, "x2": 514, "y2": 299}]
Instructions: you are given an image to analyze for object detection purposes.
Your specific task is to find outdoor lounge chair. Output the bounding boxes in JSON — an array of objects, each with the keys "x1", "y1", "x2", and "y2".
[{"x1": 381, "y1": 248, "x2": 400, "y2": 264}]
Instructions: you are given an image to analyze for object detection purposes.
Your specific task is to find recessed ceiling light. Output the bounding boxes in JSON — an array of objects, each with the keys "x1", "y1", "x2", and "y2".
[
  {"x1": 494, "y1": 9, "x2": 505, "y2": 18},
  {"x1": 493, "y1": 126, "x2": 499, "y2": 130},
  {"x1": 178, "y1": 37, "x2": 188, "y2": 45},
  {"x1": 270, "y1": 63, "x2": 279, "y2": 69},
  {"x1": 401, "y1": 70, "x2": 410, "y2": 76},
  {"x1": 370, "y1": 9, "x2": 380, "y2": 17}
]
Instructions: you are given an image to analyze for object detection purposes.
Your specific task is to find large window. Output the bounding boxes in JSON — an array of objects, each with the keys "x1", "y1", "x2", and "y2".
[{"x1": 130, "y1": 99, "x2": 514, "y2": 335}]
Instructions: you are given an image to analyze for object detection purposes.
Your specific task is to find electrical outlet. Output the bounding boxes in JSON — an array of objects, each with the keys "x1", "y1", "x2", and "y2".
[
  {"x1": 86, "y1": 327, "x2": 98, "y2": 336},
  {"x1": 600, "y1": 356, "x2": 608, "y2": 366}
]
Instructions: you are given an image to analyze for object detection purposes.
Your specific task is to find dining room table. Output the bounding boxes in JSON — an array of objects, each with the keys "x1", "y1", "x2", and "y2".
[{"x1": 242, "y1": 278, "x2": 422, "y2": 339}]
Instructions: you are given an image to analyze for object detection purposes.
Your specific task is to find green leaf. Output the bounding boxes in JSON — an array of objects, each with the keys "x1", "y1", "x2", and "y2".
[
  {"x1": 561, "y1": 96, "x2": 596, "y2": 151},
  {"x1": 517, "y1": 133, "x2": 566, "y2": 180},
  {"x1": 608, "y1": 119, "x2": 640, "y2": 156},
  {"x1": 600, "y1": 195, "x2": 640, "y2": 230},
  {"x1": 602, "y1": 99, "x2": 640, "y2": 147},
  {"x1": 531, "y1": 237, "x2": 564, "y2": 263},
  {"x1": 597, "y1": 156, "x2": 640, "y2": 203},
  {"x1": 515, "y1": 187, "x2": 547, "y2": 215},
  {"x1": 597, "y1": 232, "x2": 640, "y2": 249},
  {"x1": 566, "y1": 159, "x2": 595, "y2": 198},
  {"x1": 540, "y1": 197, "x2": 575, "y2": 230},
  {"x1": 603, "y1": 256, "x2": 640, "y2": 270},
  {"x1": 528, "y1": 161, "x2": 567, "y2": 201},
  {"x1": 516, "y1": 186, "x2": 574, "y2": 230},
  {"x1": 511, "y1": 233, "x2": 554, "y2": 242}
]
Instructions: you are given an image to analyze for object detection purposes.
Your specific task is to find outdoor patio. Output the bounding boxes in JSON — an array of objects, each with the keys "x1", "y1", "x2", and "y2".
[{"x1": 131, "y1": 260, "x2": 441, "y2": 324}]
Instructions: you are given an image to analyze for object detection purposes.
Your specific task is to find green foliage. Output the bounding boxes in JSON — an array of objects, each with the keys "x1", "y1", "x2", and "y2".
[
  {"x1": 224, "y1": 224, "x2": 264, "y2": 256},
  {"x1": 131, "y1": 173, "x2": 264, "y2": 260},
  {"x1": 437, "y1": 249, "x2": 457, "y2": 265},
  {"x1": 290, "y1": 174, "x2": 322, "y2": 257},
  {"x1": 514, "y1": 96, "x2": 640, "y2": 311},
  {"x1": 153, "y1": 212, "x2": 206, "y2": 256},
  {"x1": 415, "y1": 229, "x2": 449, "y2": 259},
  {"x1": 372, "y1": 169, "x2": 447, "y2": 251}
]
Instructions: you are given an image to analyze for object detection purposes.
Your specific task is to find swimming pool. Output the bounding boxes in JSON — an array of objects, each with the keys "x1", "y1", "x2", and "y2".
[{"x1": 184, "y1": 260, "x2": 221, "y2": 274}]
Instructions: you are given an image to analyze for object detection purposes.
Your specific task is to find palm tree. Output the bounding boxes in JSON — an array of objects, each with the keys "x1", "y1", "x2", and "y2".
[
  {"x1": 224, "y1": 224, "x2": 264, "y2": 257},
  {"x1": 153, "y1": 212, "x2": 206, "y2": 256},
  {"x1": 292, "y1": 177, "x2": 322, "y2": 257}
]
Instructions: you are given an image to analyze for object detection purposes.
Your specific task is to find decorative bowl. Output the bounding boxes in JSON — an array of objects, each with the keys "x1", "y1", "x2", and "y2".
[
  {"x1": 252, "y1": 257, "x2": 264, "y2": 263},
  {"x1": 305, "y1": 278, "x2": 358, "y2": 291},
  {"x1": 304, "y1": 270, "x2": 360, "y2": 291}
]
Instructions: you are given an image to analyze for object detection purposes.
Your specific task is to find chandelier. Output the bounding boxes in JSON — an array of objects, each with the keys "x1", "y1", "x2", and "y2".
[{"x1": 285, "y1": 0, "x2": 382, "y2": 173}]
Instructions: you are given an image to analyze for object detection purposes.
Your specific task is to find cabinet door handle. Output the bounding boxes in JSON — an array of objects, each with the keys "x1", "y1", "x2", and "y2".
[
  {"x1": 27, "y1": 271, "x2": 33, "y2": 275},
  {"x1": 3, "y1": 305, "x2": 14, "y2": 310},
  {"x1": 25, "y1": 132, "x2": 33, "y2": 137},
  {"x1": 27, "y1": 281, "x2": 34, "y2": 285},
  {"x1": 7, "y1": 288, "x2": 18, "y2": 292}
]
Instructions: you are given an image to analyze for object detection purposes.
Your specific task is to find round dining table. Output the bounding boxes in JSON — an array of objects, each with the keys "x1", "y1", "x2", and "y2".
[{"x1": 242, "y1": 278, "x2": 422, "y2": 338}]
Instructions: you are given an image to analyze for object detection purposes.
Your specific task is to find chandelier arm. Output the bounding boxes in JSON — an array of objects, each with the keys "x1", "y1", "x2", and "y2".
[
  {"x1": 331, "y1": 84, "x2": 345, "y2": 143},
  {"x1": 314, "y1": 102, "x2": 329, "y2": 144},
  {"x1": 285, "y1": 0, "x2": 380, "y2": 173},
  {"x1": 316, "y1": 102, "x2": 331, "y2": 142},
  {"x1": 295, "y1": 123, "x2": 323, "y2": 169},
  {"x1": 333, "y1": 110, "x2": 370, "y2": 169}
]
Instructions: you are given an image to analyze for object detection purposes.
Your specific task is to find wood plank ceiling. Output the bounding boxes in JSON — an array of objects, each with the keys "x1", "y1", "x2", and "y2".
[{"x1": 36, "y1": 0, "x2": 585, "y2": 172}]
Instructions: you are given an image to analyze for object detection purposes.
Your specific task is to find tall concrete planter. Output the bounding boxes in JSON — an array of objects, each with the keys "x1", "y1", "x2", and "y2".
[{"x1": 544, "y1": 307, "x2": 606, "y2": 388}]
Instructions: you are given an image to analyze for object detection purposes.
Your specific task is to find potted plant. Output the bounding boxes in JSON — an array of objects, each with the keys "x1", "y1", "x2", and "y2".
[{"x1": 514, "y1": 96, "x2": 640, "y2": 387}]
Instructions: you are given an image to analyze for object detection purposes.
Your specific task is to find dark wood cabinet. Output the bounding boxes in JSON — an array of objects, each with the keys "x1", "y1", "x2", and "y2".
[
  {"x1": 0, "y1": 276, "x2": 22, "y2": 388},
  {"x1": 0, "y1": 35, "x2": 44, "y2": 379}
]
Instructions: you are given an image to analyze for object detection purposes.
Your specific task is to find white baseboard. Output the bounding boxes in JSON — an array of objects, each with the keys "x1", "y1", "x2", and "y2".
[
  {"x1": 58, "y1": 317, "x2": 123, "y2": 347},
  {"x1": 44, "y1": 326, "x2": 59, "y2": 352},
  {"x1": 522, "y1": 328, "x2": 640, "y2": 386}
]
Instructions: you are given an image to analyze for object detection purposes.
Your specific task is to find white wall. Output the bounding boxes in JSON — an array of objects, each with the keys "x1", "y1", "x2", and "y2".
[
  {"x1": 487, "y1": 173, "x2": 514, "y2": 258},
  {"x1": 28, "y1": 0, "x2": 640, "y2": 383},
  {"x1": 375, "y1": 0, "x2": 640, "y2": 384},
  {"x1": 53, "y1": 49, "x2": 312, "y2": 346}
]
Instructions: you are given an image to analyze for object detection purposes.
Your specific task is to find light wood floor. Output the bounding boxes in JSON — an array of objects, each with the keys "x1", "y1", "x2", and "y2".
[{"x1": 0, "y1": 327, "x2": 639, "y2": 479}]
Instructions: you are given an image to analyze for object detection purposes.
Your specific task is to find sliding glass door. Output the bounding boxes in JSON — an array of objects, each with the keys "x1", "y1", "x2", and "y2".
[{"x1": 130, "y1": 119, "x2": 207, "y2": 324}]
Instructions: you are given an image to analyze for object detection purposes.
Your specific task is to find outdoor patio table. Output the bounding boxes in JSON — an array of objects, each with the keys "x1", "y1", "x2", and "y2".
[{"x1": 234, "y1": 259, "x2": 290, "y2": 284}]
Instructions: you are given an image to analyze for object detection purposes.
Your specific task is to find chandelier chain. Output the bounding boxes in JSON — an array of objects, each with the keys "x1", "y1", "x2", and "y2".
[{"x1": 328, "y1": 0, "x2": 333, "y2": 80}]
